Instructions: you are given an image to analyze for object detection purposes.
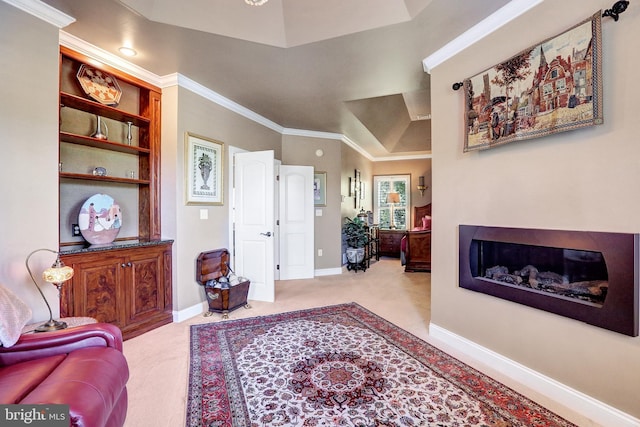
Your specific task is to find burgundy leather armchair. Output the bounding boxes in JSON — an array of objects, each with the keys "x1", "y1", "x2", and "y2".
[{"x1": 0, "y1": 323, "x2": 129, "y2": 427}]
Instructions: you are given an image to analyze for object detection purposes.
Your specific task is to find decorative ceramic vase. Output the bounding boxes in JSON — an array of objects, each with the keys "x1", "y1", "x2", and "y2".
[{"x1": 346, "y1": 247, "x2": 365, "y2": 263}]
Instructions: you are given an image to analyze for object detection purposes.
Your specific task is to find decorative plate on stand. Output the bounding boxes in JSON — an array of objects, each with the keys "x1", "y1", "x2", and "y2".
[
  {"x1": 78, "y1": 194, "x2": 122, "y2": 245},
  {"x1": 76, "y1": 64, "x2": 122, "y2": 105}
]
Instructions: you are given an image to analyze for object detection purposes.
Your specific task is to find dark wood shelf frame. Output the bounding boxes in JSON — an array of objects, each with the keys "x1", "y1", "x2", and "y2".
[
  {"x1": 60, "y1": 131, "x2": 151, "y2": 155},
  {"x1": 59, "y1": 172, "x2": 150, "y2": 185},
  {"x1": 60, "y1": 92, "x2": 151, "y2": 127},
  {"x1": 58, "y1": 47, "x2": 170, "y2": 339}
]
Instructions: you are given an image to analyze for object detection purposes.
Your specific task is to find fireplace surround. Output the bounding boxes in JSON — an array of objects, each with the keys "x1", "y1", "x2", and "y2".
[{"x1": 459, "y1": 225, "x2": 639, "y2": 336}]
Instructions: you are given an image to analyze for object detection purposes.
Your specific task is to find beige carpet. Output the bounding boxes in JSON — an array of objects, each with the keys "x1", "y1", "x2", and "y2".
[{"x1": 122, "y1": 258, "x2": 586, "y2": 426}]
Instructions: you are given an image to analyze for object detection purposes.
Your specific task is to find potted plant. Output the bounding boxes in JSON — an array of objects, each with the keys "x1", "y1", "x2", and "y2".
[{"x1": 343, "y1": 216, "x2": 368, "y2": 264}]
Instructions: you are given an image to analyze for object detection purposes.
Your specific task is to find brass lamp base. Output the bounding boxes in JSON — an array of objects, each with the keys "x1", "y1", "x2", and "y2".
[{"x1": 35, "y1": 319, "x2": 68, "y2": 332}]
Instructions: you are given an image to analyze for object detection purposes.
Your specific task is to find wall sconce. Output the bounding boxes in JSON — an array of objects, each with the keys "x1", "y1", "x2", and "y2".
[
  {"x1": 25, "y1": 249, "x2": 74, "y2": 332},
  {"x1": 417, "y1": 176, "x2": 427, "y2": 197},
  {"x1": 386, "y1": 192, "x2": 400, "y2": 229}
]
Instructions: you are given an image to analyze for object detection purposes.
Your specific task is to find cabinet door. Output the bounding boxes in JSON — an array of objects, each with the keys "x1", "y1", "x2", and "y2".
[
  {"x1": 61, "y1": 243, "x2": 173, "y2": 340},
  {"x1": 68, "y1": 256, "x2": 126, "y2": 328},
  {"x1": 126, "y1": 247, "x2": 166, "y2": 324}
]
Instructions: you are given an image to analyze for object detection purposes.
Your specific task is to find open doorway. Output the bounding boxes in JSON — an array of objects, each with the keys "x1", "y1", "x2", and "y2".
[{"x1": 227, "y1": 147, "x2": 315, "y2": 303}]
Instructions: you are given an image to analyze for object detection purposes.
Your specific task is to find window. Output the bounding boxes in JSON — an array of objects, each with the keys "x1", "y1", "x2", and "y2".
[{"x1": 373, "y1": 175, "x2": 411, "y2": 229}]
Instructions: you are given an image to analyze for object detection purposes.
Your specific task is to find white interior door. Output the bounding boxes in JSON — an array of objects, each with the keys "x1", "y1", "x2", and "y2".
[
  {"x1": 234, "y1": 150, "x2": 275, "y2": 302},
  {"x1": 279, "y1": 165, "x2": 314, "y2": 280}
]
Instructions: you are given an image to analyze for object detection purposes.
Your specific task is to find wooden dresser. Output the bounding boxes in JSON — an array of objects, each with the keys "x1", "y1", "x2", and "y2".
[{"x1": 379, "y1": 230, "x2": 405, "y2": 257}]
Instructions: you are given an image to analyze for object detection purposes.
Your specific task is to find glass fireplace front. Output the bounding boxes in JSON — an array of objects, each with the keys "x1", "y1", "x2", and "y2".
[{"x1": 459, "y1": 225, "x2": 639, "y2": 336}]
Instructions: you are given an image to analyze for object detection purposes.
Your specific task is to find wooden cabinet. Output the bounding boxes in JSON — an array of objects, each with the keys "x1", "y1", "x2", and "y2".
[
  {"x1": 378, "y1": 230, "x2": 405, "y2": 257},
  {"x1": 60, "y1": 242, "x2": 173, "y2": 340},
  {"x1": 58, "y1": 48, "x2": 171, "y2": 339}
]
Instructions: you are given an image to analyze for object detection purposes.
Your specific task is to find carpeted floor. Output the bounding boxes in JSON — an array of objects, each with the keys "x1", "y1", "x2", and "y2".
[
  {"x1": 187, "y1": 303, "x2": 575, "y2": 426},
  {"x1": 122, "y1": 258, "x2": 590, "y2": 426}
]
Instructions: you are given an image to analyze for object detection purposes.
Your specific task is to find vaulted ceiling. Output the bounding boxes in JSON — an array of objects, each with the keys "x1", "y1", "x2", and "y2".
[{"x1": 40, "y1": 0, "x2": 512, "y2": 159}]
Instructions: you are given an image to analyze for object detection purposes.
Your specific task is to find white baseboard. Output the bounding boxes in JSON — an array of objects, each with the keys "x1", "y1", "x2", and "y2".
[
  {"x1": 173, "y1": 302, "x2": 206, "y2": 323},
  {"x1": 429, "y1": 323, "x2": 639, "y2": 427},
  {"x1": 315, "y1": 267, "x2": 343, "y2": 277}
]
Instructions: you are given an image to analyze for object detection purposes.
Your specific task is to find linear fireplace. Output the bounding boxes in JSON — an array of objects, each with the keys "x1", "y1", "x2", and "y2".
[{"x1": 459, "y1": 225, "x2": 639, "y2": 336}]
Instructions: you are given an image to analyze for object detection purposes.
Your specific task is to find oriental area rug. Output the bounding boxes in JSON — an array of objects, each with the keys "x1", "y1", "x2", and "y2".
[{"x1": 186, "y1": 303, "x2": 575, "y2": 427}]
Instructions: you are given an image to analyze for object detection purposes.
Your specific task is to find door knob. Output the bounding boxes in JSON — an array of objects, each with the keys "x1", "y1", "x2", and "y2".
[{"x1": 260, "y1": 232, "x2": 272, "y2": 237}]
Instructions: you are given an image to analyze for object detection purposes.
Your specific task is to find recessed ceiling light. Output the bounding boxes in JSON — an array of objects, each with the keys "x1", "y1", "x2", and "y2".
[{"x1": 119, "y1": 47, "x2": 137, "y2": 57}]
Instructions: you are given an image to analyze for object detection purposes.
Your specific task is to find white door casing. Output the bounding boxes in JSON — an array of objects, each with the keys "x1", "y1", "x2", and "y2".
[
  {"x1": 279, "y1": 165, "x2": 314, "y2": 280},
  {"x1": 233, "y1": 150, "x2": 275, "y2": 302}
]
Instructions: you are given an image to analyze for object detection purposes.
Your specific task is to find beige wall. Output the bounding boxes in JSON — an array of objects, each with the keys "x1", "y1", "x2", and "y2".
[
  {"x1": 0, "y1": 3, "x2": 62, "y2": 323},
  {"x1": 341, "y1": 145, "x2": 373, "y2": 220},
  {"x1": 430, "y1": 0, "x2": 640, "y2": 417},
  {"x1": 372, "y1": 158, "x2": 432, "y2": 225},
  {"x1": 165, "y1": 87, "x2": 283, "y2": 312}
]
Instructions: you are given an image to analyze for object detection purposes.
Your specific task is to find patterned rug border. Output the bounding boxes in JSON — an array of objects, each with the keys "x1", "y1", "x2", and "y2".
[{"x1": 187, "y1": 302, "x2": 575, "y2": 427}]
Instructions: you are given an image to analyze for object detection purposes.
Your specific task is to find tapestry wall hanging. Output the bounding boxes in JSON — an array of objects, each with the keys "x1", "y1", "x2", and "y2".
[{"x1": 463, "y1": 11, "x2": 603, "y2": 152}]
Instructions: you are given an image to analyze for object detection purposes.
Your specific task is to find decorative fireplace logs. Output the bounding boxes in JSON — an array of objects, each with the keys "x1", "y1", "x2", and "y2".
[{"x1": 484, "y1": 263, "x2": 608, "y2": 305}]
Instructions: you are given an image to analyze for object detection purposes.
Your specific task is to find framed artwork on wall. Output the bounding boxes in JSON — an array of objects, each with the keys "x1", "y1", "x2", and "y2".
[
  {"x1": 314, "y1": 171, "x2": 327, "y2": 206},
  {"x1": 185, "y1": 132, "x2": 224, "y2": 205},
  {"x1": 463, "y1": 11, "x2": 603, "y2": 152},
  {"x1": 354, "y1": 169, "x2": 361, "y2": 209}
]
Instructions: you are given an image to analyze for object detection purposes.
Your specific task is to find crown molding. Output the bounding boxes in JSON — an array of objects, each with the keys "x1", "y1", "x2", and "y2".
[
  {"x1": 282, "y1": 128, "x2": 344, "y2": 140},
  {"x1": 422, "y1": 0, "x2": 544, "y2": 73},
  {"x1": 341, "y1": 136, "x2": 376, "y2": 162},
  {"x1": 281, "y1": 129, "x2": 431, "y2": 161},
  {"x1": 1, "y1": 0, "x2": 75, "y2": 28},
  {"x1": 282, "y1": 128, "x2": 373, "y2": 161},
  {"x1": 168, "y1": 73, "x2": 285, "y2": 134},
  {"x1": 373, "y1": 153, "x2": 432, "y2": 161},
  {"x1": 59, "y1": 31, "x2": 163, "y2": 87}
]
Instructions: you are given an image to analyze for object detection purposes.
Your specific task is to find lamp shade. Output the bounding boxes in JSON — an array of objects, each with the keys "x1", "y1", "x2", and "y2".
[
  {"x1": 42, "y1": 255, "x2": 74, "y2": 285},
  {"x1": 25, "y1": 248, "x2": 73, "y2": 332},
  {"x1": 42, "y1": 266, "x2": 73, "y2": 283},
  {"x1": 42, "y1": 265, "x2": 74, "y2": 284},
  {"x1": 386, "y1": 192, "x2": 400, "y2": 204}
]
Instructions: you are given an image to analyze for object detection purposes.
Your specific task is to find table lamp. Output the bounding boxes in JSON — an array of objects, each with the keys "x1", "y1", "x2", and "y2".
[
  {"x1": 386, "y1": 192, "x2": 400, "y2": 229},
  {"x1": 25, "y1": 249, "x2": 74, "y2": 332}
]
